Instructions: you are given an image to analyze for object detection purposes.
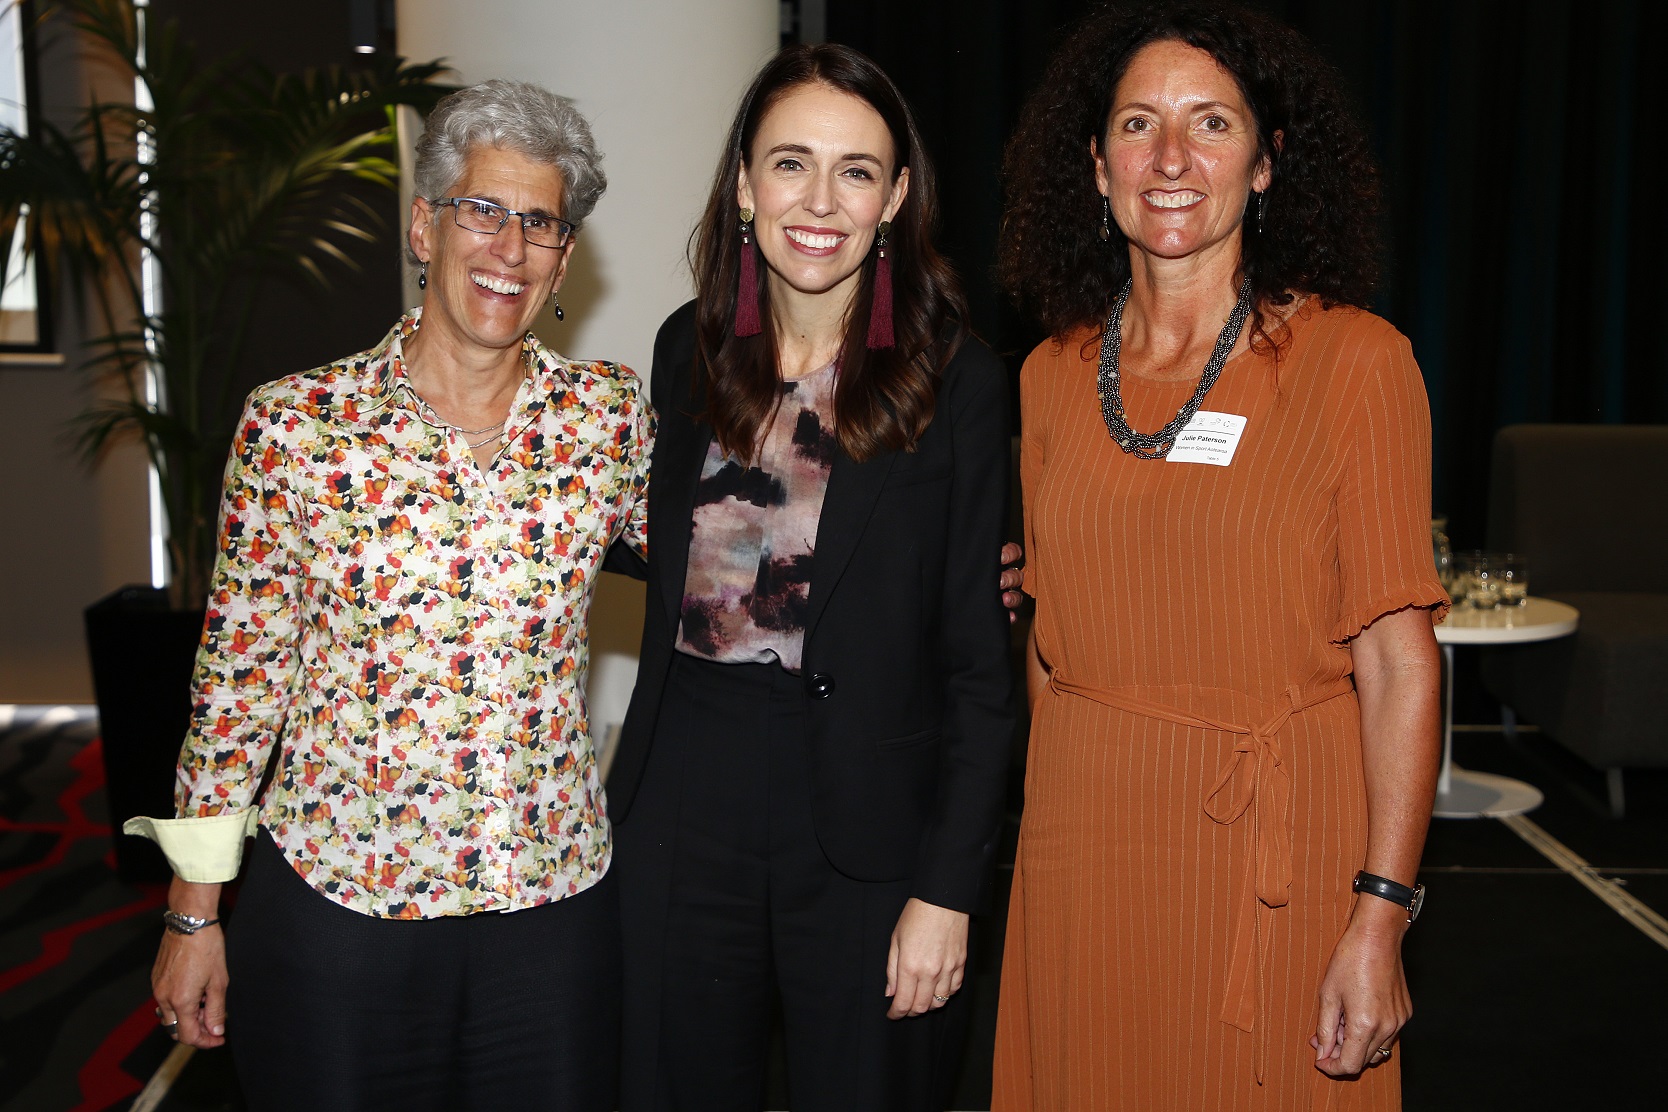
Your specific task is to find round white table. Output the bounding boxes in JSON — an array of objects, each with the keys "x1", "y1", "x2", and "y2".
[{"x1": 1432, "y1": 597, "x2": 1579, "y2": 818}]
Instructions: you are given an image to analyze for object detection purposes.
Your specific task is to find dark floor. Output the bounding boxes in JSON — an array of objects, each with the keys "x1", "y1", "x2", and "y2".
[
  {"x1": 1398, "y1": 731, "x2": 1668, "y2": 1109},
  {"x1": 2, "y1": 708, "x2": 1665, "y2": 1111}
]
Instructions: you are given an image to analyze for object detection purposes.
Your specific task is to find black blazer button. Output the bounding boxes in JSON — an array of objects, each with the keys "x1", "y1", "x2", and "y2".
[{"x1": 807, "y1": 672, "x2": 836, "y2": 699}]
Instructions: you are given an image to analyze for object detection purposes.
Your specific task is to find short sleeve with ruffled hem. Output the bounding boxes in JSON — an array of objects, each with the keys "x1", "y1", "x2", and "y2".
[{"x1": 1330, "y1": 328, "x2": 1450, "y2": 644}]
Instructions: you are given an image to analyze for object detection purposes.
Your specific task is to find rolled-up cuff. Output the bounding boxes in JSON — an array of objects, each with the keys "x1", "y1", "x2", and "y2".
[{"x1": 121, "y1": 811, "x2": 258, "y2": 883}]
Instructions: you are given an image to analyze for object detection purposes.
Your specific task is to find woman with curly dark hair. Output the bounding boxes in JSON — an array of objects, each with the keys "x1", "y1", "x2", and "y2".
[
  {"x1": 992, "y1": 5, "x2": 1446, "y2": 1109},
  {"x1": 606, "y1": 43, "x2": 1015, "y2": 1111}
]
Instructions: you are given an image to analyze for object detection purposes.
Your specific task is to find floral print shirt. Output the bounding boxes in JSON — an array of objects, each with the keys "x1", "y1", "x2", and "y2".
[
  {"x1": 676, "y1": 363, "x2": 836, "y2": 674},
  {"x1": 165, "y1": 312, "x2": 651, "y2": 918}
]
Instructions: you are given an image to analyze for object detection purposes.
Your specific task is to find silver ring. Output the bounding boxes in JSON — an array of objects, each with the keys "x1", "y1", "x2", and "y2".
[
  {"x1": 162, "y1": 1021, "x2": 179, "y2": 1035},
  {"x1": 1371, "y1": 1046, "x2": 1392, "y2": 1062},
  {"x1": 932, "y1": 994, "x2": 950, "y2": 1003}
]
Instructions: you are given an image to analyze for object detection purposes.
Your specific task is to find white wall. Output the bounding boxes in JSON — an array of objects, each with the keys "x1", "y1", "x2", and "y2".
[
  {"x1": 397, "y1": 0, "x2": 780, "y2": 761},
  {"x1": 398, "y1": 0, "x2": 778, "y2": 372}
]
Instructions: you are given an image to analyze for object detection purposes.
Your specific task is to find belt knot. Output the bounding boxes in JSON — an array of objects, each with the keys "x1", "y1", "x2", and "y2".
[
  {"x1": 1040, "y1": 670, "x2": 1353, "y2": 1085},
  {"x1": 1202, "y1": 682, "x2": 1302, "y2": 909}
]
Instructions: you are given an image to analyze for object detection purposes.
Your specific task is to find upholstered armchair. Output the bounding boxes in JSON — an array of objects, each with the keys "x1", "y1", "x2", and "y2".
[{"x1": 1479, "y1": 425, "x2": 1668, "y2": 817}]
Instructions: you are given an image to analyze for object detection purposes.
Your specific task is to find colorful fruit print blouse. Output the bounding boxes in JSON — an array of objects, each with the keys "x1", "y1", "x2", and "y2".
[
  {"x1": 676, "y1": 362, "x2": 837, "y2": 675},
  {"x1": 124, "y1": 311, "x2": 652, "y2": 918}
]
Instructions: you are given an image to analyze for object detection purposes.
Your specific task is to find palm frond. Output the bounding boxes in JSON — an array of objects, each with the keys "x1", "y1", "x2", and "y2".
[
  {"x1": 33, "y1": 0, "x2": 452, "y2": 603},
  {"x1": 0, "y1": 118, "x2": 144, "y2": 299},
  {"x1": 73, "y1": 397, "x2": 197, "y2": 462}
]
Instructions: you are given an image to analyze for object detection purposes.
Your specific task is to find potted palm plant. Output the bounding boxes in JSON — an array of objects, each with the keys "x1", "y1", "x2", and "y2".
[{"x1": 0, "y1": 0, "x2": 451, "y2": 876}]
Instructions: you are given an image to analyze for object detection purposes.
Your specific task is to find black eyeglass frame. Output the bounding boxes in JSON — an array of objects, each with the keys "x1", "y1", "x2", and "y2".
[{"x1": 430, "y1": 196, "x2": 576, "y2": 249}]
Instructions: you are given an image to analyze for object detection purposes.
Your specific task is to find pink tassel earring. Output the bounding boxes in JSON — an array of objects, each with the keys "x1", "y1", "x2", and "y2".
[
  {"x1": 866, "y1": 220, "x2": 894, "y2": 350},
  {"x1": 734, "y1": 207, "x2": 762, "y2": 338}
]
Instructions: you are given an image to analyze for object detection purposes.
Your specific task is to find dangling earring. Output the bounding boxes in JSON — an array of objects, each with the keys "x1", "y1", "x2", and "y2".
[
  {"x1": 1097, "y1": 196, "x2": 1111, "y2": 243},
  {"x1": 418, "y1": 263, "x2": 428, "y2": 290},
  {"x1": 866, "y1": 220, "x2": 895, "y2": 350},
  {"x1": 552, "y1": 290, "x2": 564, "y2": 321},
  {"x1": 734, "y1": 207, "x2": 762, "y2": 338},
  {"x1": 1255, "y1": 191, "x2": 1266, "y2": 234}
]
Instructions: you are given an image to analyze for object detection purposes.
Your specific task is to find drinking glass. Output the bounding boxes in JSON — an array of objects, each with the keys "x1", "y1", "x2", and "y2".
[
  {"x1": 1458, "y1": 551, "x2": 1497, "y2": 609},
  {"x1": 1431, "y1": 517, "x2": 1456, "y2": 599},
  {"x1": 1493, "y1": 552, "x2": 1528, "y2": 606}
]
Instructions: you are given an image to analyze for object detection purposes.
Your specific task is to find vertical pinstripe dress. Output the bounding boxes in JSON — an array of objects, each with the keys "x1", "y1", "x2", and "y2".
[{"x1": 992, "y1": 302, "x2": 1448, "y2": 1111}]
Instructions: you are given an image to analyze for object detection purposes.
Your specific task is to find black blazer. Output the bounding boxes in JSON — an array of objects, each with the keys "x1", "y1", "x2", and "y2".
[{"x1": 604, "y1": 301, "x2": 1015, "y2": 913}]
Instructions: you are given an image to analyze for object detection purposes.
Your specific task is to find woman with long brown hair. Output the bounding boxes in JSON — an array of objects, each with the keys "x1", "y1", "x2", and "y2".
[{"x1": 604, "y1": 43, "x2": 1015, "y2": 1112}]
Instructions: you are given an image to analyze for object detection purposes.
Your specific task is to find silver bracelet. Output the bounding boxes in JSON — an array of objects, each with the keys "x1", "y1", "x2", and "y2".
[{"x1": 162, "y1": 909, "x2": 222, "y2": 935}]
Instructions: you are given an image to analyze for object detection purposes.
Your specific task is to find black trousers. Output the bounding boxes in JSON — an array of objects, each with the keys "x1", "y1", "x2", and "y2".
[
  {"x1": 615, "y1": 654, "x2": 968, "y2": 1112},
  {"x1": 226, "y1": 827, "x2": 620, "y2": 1112}
]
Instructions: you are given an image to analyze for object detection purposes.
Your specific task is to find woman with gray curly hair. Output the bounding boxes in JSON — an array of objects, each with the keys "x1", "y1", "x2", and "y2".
[{"x1": 128, "y1": 78, "x2": 646, "y2": 1111}]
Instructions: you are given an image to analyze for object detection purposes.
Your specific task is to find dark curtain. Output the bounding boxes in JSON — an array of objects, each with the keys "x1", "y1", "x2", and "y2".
[{"x1": 824, "y1": 0, "x2": 1668, "y2": 546}]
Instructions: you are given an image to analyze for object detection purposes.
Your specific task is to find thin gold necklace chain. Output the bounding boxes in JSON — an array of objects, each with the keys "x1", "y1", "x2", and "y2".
[
  {"x1": 409, "y1": 393, "x2": 509, "y2": 436},
  {"x1": 405, "y1": 354, "x2": 528, "y2": 440},
  {"x1": 446, "y1": 414, "x2": 507, "y2": 436}
]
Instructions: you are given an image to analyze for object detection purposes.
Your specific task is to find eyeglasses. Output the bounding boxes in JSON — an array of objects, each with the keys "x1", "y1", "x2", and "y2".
[{"x1": 432, "y1": 197, "x2": 575, "y2": 249}]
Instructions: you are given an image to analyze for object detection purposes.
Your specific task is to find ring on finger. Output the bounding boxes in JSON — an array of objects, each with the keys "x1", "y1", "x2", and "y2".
[
  {"x1": 932, "y1": 994, "x2": 950, "y2": 1004},
  {"x1": 1370, "y1": 1046, "x2": 1392, "y2": 1063}
]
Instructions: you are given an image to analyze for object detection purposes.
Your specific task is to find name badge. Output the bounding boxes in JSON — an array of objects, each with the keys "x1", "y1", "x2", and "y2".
[{"x1": 1166, "y1": 410, "x2": 1247, "y2": 466}]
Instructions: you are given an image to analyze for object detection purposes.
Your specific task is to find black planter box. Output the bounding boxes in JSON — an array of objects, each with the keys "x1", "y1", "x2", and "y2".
[{"x1": 84, "y1": 586, "x2": 205, "y2": 883}]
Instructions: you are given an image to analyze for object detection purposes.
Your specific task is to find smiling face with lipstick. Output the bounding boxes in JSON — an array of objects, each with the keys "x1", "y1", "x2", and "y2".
[
  {"x1": 737, "y1": 82, "x2": 910, "y2": 337},
  {"x1": 1092, "y1": 38, "x2": 1272, "y2": 277}
]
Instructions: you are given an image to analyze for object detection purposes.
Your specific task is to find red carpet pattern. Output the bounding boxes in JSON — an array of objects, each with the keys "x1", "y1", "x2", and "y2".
[{"x1": 0, "y1": 708, "x2": 172, "y2": 1112}]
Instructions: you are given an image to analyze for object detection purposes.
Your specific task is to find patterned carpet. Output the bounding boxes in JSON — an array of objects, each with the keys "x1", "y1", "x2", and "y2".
[
  {"x1": 0, "y1": 707, "x2": 173, "y2": 1112},
  {"x1": 4, "y1": 704, "x2": 1666, "y2": 1110}
]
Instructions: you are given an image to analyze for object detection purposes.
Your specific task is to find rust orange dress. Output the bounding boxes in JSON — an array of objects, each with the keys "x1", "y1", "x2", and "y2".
[{"x1": 992, "y1": 302, "x2": 1448, "y2": 1112}]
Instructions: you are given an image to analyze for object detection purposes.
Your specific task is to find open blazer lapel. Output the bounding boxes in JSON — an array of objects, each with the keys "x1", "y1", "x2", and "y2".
[
  {"x1": 654, "y1": 379, "x2": 715, "y2": 636},
  {"x1": 804, "y1": 449, "x2": 897, "y2": 637}
]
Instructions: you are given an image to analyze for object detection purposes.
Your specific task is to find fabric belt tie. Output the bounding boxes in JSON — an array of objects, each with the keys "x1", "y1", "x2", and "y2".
[{"x1": 1045, "y1": 671, "x2": 1355, "y2": 1086}]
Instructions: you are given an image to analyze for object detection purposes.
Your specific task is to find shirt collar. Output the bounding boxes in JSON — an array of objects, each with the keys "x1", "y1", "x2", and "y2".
[{"x1": 354, "y1": 308, "x2": 574, "y2": 418}]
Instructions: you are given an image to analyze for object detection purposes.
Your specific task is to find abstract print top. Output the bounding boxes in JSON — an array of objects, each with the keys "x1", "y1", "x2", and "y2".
[
  {"x1": 677, "y1": 363, "x2": 837, "y2": 674},
  {"x1": 127, "y1": 311, "x2": 652, "y2": 918}
]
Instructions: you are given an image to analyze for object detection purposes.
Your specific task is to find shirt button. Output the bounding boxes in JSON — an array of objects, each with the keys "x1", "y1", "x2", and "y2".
[{"x1": 806, "y1": 673, "x2": 836, "y2": 700}]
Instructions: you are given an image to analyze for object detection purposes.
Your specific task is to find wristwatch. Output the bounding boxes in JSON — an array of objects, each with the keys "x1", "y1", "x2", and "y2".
[
  {"x1": 162, "y1": 910, "x2": 222, "y2": 936},
  {"x1": 1353, "y1": 871, "x2": 1424, "y2": 924}
]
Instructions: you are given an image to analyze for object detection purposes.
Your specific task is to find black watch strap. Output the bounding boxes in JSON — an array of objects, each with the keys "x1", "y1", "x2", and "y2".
[{"x1": 1353, "y1": 871, "x2": 1424, "y2": 923}]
